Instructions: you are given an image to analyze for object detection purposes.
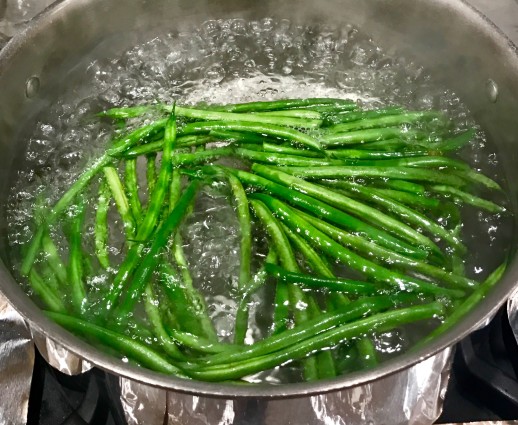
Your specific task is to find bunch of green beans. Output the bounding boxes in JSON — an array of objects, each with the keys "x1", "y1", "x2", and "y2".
[{"x1": 19, "y1": 97, "x2": 510, "y2": 383}]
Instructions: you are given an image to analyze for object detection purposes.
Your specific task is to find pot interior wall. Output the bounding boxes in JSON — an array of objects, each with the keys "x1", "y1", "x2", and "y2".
[{"x1": 0, "y1": 0, "x2": 517, "y2": 396}]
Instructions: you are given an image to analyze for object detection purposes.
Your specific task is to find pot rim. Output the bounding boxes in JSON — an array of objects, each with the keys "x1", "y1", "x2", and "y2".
[{"x1": 0, "y1": 0, "x2": 517, "y2": 398}]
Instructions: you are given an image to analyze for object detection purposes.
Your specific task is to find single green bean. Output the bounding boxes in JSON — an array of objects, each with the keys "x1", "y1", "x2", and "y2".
[
  {"x1": 284, "y1": 165, "x2": 467, "y2": 187},
  {"x1": 165, "y1": 326, "x2": 238, "y2": 354},
  {"x1": 327, "y1": 111, "x2": 445, "y2": 133},
  {"x1": 125, "y1": 158, "x2": 143, "y2": 221},
  {"x1": 29, "y1": 269, "x2": 66, "y2": 313},
  {"x1": 377, "y1": 179, "x2": 426, "y2": 194},
  {"x1": 431, "y1": 129, "x2": 476, "y2": 152},
  {"x1": 451, "y1": 169, "x2": 502, "y2": 191},
  {"x1": 67, "y1": 199, "x2": 87, "y2": 315},
  {"x1": 281, "y1": 224, "x2": 334, "y2": 278},
  {"x1": 46, "y1": 311, "x2": 181, "y2": 374},
  {"x1": 266, "y1": 263, "x2": 378, "y2": 295},
  {"x1": 178, "y1": 121, "x2": 322, "y2": 151},
  {"x1": 326, "y1": 149, "x2": 428, "y2": 160},
  {"x1": 417, "y1": 262, "x2": 506, "y2": 346},
  {"x1": 321, "y1": 127, "x2": 422, "y2": 147},
  {"x1": 41, "y1": 229, "x2": 68, "y2": 286},
  {"x1": 173, "y1": 105, "x2": 323, "y2": 129},
  {"x1": 143, "y1": 284, "x2": 185, "y2": 360},
  {"x1": 103, "y1": 166, "x2": 136, "y2": 241},
  {"x1": 98, "y1": 105, "x2": 155, "y2": 120},
  {"x1": 235, "y1": 249, "x2": 279, "y2": 344},
  {"x1": 333, "y1": 156, "x2": 470, "y2": 170},
  {"x1": 324, "y1": 106, "x2": 405, "y2": 126},
  {"x1": 172, "y1": 147, "x2": 235, "y2": 166},
  {"x1": 262, "y1": 142, "x2": 324, "y2": 158},
  {"x1": 235, "y1": 148, "x2": 337, "y2": 167},
  {"x1": 204, "y1": 98, "x2": 356, "y2": 113},
  {"x1": 146, "y1": 153, "x2": 157, "y2": 196},
  {"x1": 252, "y1": 110, "x2": 322, "y2": 119},
  {"x1": 428, "y1": 185, "x2": 505, "y2": 213},
  {"x1": 121, "y1": 135, "x2": 213, "y2": 158},
  {"x1": 94, "y1": 179, "x2": 111, "y2": 269},
  {"x1": 209, "y1": 130, "x2": 269, "y2": 145},
  {"x1": 372, "y1": 188, "x2": 440, "y2": 210}
]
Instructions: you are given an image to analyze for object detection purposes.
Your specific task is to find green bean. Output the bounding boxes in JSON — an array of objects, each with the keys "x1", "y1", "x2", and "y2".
[
  {"x1": 124, "y1": 159, "x2": 142, "y2": 221},
  {"x1": 159, "y1": 263, "x2": 217, "y2": 342},
  {"x1": 328, "y1": 181, "x2": 466, "y2": 253},
  {"x1": 327, "y1": 111, "x2": 445, "y2": 133},
  {"x1": 143, "y1": 284, "x2": 185, "y2": 360},
  {"x1": 429, "y1": 185, "x2": 506, "y2": 213},
  {"x1": 235, "y1": 249, "x2": 278, "y2": 344},
  {"x1": 41, "y1": 229, "x2": 67, "y2": 286},
  {"x1": 21, "y1": 118, "x2": 169, "y2": 276},
  {"x1": 351, "y1": 138, "x2": 415, "y2": 151},
  {"x1": 252, "y1": 110, "x2": 322, "y2": 119},
  {"x1": 68, "y1": 199, "x2": 87, "y2": 315},
  {"x1": 186, "y1": 302, "x2": 443, "y2": 381},
  {"x1": 253, "y1": 165, "x2": 443, "y2": 256},
  {"x1": 121, "y1": 135, "x2": 213, "y2": 158},
  {"x1": 326, "y1": 149, "x2": 428, "y2": 160},
  {"x1": 324, "y1": 106, "x2": 405, "y2": 126},
  {"x1": 165, "y1": 326, "x2": 237, "y2": 354},
  {"x1": 378, "y1": 179, "x2": 426, "y2": 194},
  {"x1": 98, "y1": 105, "x2": 155, "y2": 120},
  {"x1": 294, "y1": 209, "x2": 475, "y2": 290},
  {"x1": 146, "y1": 153, "x2": 157, "y2": 195},
  {"x1": 94, "y1": 179, "x2": 111, "y2": 269},
  {"x1": 281, "y1": 224, "x2": 334, "y2": 278},
  {"x1": 173, "y1": 105, "x2": 323, "y2": 129},
  {"x1": 169, "y1": 169, "x2": 182, "y2": 212},
  {"x1": 372, "y1": 188, "x2": 440, "y2": 210},
  {"x1": 209, "y1": 130, "x2": 269, "y2": 145},
  {"x1": 262, "y1": 142, "x2": 324, "y2": 158},
  {"x1": 284, "y1": 165, "x2": 467, "y2": 187},
  {"x1": 249, "y1": 198, "x2": 319, "y2": 379},
  {"x1": 451, "y1": 169, "x2": 502, "y2": 191},
  {"x1": 178, "y1": 121, "x2": 322, "y2": 151},
  {"x1": 266, "y1": 263, "x2": 378, "y2": 295},
  {"x1": 431, "y1": 128, "x2": 476, "y2": 152},
  {"x1": 306, "y1": 296, "x2": 336, "y2": 380},
  {"x1": 29, "y1": 269, "x2": 66, "y2": 313},
  {"x1": 333, "y1": 156, "x2": 470, "y2": 170},
  {"x1": 417, "y1": 262, "x2": 506, "y2": 347},
  {"x1": 226, "y1": 173, "x2": 252, "y2": 293},
  {"x1": 172, "y1": 147, "x2": 235, "y2": 166},
  {"x1": 234, "y1": 148, "x2": 337, "y2": 166},
  {"x1": 355, "y1": 336, "x2": 378, "y2": 369},
  {"x1": 114, "y1": 180, "x2": 201, "y2": 317},
  {"x1": 249, "y1": 199, "x2": 295, "y2": 334},
  {"x1": 139, "y1": 112, "x2": 177, "y2": 240},
  {"x1": 204, "y1": 98, "x2": 356, "y2": 113},
  {"x1": 103, "y1": 166, "x2": 136, "y2": 241},
  {"x1": 321, "y1": 127, "x2": 422, "y2": 147},
  {"x1": 199, "y1": 294, "x2": 404, "y2": 367},
  {"x1": 226, "y1": 166, "x2": 427, "y2": 260},
  {"x1": 46, "y1": 311, "x2": 181, "y2": 374},
  {"x1": 253, "y1": 194, "x2": 465, "y2": 298}
]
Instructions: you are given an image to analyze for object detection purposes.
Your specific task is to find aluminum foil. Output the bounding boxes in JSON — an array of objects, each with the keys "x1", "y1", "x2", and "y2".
[{"x1": 118, "y1": 348, "x2": 453, "y2": 425}]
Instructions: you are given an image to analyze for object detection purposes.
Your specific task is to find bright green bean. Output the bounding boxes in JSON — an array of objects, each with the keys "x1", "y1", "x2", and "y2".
[
  {"x1": 67, "y1": 199, "x2": 87, "y2": 315},
  {"x1": 47, "y1": 311, "x2": 181, "y2": 374},
  {"x1": 429, "y1": 185, "x2": 505, "y2": 213},
  {"x1": 94, "y1": 179, "x2": 111, "y2": 269},
  {"x1": 125, "y1": 158, "x2": 142, "y2": 221}
]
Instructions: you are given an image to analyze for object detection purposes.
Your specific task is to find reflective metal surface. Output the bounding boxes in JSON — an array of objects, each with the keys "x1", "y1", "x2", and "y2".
[{"x1": 0, "y1": 0, "x2": 517, "y2": 399}]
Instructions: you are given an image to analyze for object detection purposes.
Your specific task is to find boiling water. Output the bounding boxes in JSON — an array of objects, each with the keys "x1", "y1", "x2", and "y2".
[{"x1": 6, "y1": 18, "x2": 512, "y2": 383}]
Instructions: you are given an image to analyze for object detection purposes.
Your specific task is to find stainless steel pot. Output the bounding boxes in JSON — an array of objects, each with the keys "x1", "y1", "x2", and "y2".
[{"x1": 0, "y1": 0, "x2": 517, "y2": 399}]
